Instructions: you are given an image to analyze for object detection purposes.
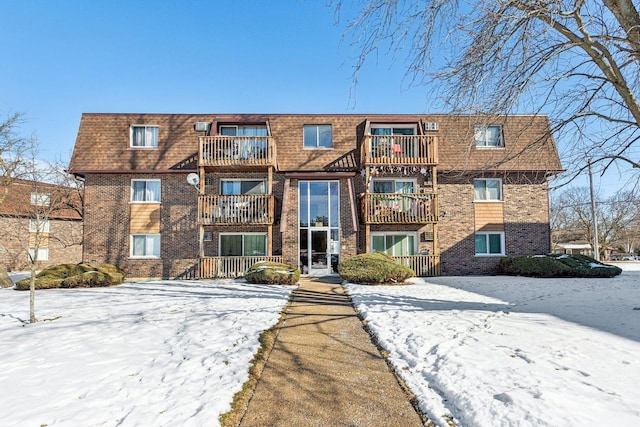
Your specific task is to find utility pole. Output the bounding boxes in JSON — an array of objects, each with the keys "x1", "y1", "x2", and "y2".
[{"x1": 588, "y1": 159, "x2": 600, "y2": 260}]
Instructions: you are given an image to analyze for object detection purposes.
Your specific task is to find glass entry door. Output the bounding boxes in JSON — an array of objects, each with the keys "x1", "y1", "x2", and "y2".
[{"x1": 299, "y1": 181, "x2": 340, "y2": 276}]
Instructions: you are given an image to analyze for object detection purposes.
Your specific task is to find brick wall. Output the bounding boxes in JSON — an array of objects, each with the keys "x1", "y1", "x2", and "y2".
[
  {"x1": 0, "y1": 216, "x2": 82, "y2": 271},
  {"x1": 438, "y1": 172, "x2": 551, "y2": 275},
  {"x1": 83, "y1": 173, "x2": 198, "y2": 279}
]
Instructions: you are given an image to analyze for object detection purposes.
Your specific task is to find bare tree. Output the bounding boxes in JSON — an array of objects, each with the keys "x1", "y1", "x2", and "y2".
[
  {"x1": 551, "y1": 186, "x2": 638, "y2": 258},
  {"x1": 337, "y1": 0, "x2": 640, "y2": 179}
]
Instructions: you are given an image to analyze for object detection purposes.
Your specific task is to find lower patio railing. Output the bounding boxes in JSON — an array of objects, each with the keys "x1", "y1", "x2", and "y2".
[
  {"x1": 199, "y1": 256, "x2": 284, "y2": 279},
  {"x1": 392, "y1": 255, "x2": 440, "y2": 277}
]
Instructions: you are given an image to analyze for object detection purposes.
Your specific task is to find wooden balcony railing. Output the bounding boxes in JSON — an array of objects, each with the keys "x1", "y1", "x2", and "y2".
[
  {"x1": 361, "y1": 193, "x2": 438, "y2": 224},
  {"x1": 363, "y1": 135, "x2": 438, "y2": 165},
  {"x1": 199, "y1": 194, "x2": 275, "y2": 225},
  {"x1": 199, "y1": 136, "x2": 275, "y2": 167},
  {"x1": 199, "y1": 256, "x2": 284, "y2": 279},
  {"x1": 392, "y1": 255, "x2": 440, "y2": 276}
]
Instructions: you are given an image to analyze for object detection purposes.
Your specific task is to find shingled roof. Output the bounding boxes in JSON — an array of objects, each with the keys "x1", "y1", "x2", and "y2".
[
  {"x1": 0, "y1": 179, "x2": 82, "y2": 220},
  {"x1": 69, "y1": 113, "x2": 562, "y2": 174}
]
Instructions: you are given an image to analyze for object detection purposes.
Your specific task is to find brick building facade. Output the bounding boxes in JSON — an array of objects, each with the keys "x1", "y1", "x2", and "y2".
[{"x1": 69, "y1": 113, "x2": 562, "y2": 279}]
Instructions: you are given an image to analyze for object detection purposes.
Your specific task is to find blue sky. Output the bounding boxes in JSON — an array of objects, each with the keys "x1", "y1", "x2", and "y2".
[{"x1": 0, "y1": 0, "x2": 632, "y2": 197}]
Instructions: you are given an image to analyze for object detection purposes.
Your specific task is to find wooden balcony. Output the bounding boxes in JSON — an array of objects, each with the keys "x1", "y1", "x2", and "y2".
[
  {"x1": 363, "y1": 135, "x2": 438, "y2": 166},
  {"x1": 360, "y1": 193, "x2": 438, "y2": 224},
  {"x1": 199, "y1": 256, "x2": 284, "y2": 279},
  {"x1": 198, "y1": 194, "x2": 275, "y2": 225},
  {"x1": 199, "y1": 136, "x2": 276, "y2": 169},
  {"x1": 392, "y1": 255, "x2": 440, "y2": 276}
]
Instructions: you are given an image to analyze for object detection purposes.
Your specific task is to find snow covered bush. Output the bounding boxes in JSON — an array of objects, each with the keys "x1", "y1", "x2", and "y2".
[
  {"x1": 338, "y1": 252, "x2": 415, "y2": 285},
  {"x1": 244, "y1": 261, "x2": 300, "y2": 285},
  {"x1": 14, "y1": 263, "x2": 126, "y2": 290},
  {"x1": 498, "y1": 254, "x2": 622, "y2": 278}
]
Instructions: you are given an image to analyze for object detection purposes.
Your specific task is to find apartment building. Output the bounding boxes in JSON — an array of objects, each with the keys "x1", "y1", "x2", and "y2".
[
  {"x1": 68, "y1": 113, "x2": 562, "y2": 279},
  {"x1": 0, "y1": 179, "x2": 82, "y2": 271}
]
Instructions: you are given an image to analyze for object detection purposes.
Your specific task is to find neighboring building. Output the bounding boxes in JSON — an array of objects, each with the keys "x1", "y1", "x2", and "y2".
[
  {"x1": 68, "y1": 114, "x2": 562, "y2": 279},
  {"x1": 0, "y1": 179, "x2": 83, "y2": 271}
]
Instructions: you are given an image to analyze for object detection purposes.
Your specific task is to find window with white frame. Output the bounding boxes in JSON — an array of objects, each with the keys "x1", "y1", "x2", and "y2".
[
  {"x1": 303, "y1": 125, "x2": 332, "y2": 148},
  {"x1": 474, "y1": 125, "x2": 503, "y2": 147},
  {"x1": 218, "y1": 125, "x2": 267, "y2": 137},
  {"x1": 29, "y1": 219, "x2": 50, "y2": 233},
  {"x1": 475, "y1": 232, "x2": 505, "y2": 256},
  {"x1": 220, "y1": 233, "x2": 267, "y2": 256},
  {"x1": 221, "y1": 180, "x2": 266, "y2": 195},
  {"x1": 474, "y1": 178, "x2": 502, "y2": 201},
  {"x1": 130, "y1": 125, "x2": 159, "y2": 148},
  {"x1": 131, "y1": 179, "x2": 161, "y2": 202},
  {"x1": 371, "y1": 233, "x2": 417, "y2": 256},
  {"x1": 131, "y1": 234, "x2": 161, "y2": 258},
  {"x1": 30, "y1": 192, "x2": 50, "y2": 206},
  {"x1": 29, "y1": 247, "x2": 48, "y2": 261},
  {"x1": 370, "y1": 124, "x2": 416, "y2": 136}
]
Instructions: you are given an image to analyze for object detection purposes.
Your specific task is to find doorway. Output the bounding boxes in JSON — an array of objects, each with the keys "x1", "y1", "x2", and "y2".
[{"x1": 299, "y1": 181, "x2": 340, "y2": 276}]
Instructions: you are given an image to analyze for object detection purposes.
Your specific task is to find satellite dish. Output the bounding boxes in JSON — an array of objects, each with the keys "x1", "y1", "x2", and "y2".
[{"x1": 186, "y1": 173, "x2": 200, "y2": 186}]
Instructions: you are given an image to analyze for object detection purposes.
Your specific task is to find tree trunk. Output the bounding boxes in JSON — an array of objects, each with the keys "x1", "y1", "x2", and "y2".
[{"x1": 29, "y1": 263, "x2": 37, "y2": 323}]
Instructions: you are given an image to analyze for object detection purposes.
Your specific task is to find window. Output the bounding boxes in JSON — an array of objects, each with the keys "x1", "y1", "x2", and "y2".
[
  {"x1": 218, "y1": 125, "x2": 267, "y2": 137},
  {"x1": 474, "y1": 125, "x2": 503, "y2": 147},
  {"x1": 370, "y1": 125, "x2": 416, "y2": 136},
  {"x1": 131, "y1": 125, "x2": 159, "y2": 148},
  {"x1": 303, "y1": 125, "x2": 332, "y2": 148},
  {"x1": 220, "y1": 234, "x2": 267, "y2": 256},
  {"x1": 28, "y1": 247, "x2": 48, "y2": 261},
  {"x1": 475, "y1": 232, "x2": 505, "y2": 256},
  {"x1": 474, "y1": 178, "x2": 502, "y2": 201},
  {"x1": 203, "y1": 231, "x2": 213, "y2": 242},
  {"x1": 371, "y1": 233, "x2": 416, "y2": 256},
  {"x1": 221, "y1": 180, "x2": 266, "y2": 195},
  {"x1": 131, "y1": 179, "x2": 161, "y2": 202},
  {"x1": 131, "y1": 234, "x2": 160, "y2": 258},
  {"x1": 372, "y1": 179, "x2": 415, "y2": 194},
  {"x1": 29, "y1": 219, "x2": 50, "y2": 233},
  {"x1": 31, "y1": 192, "x2": 50, "y2": 206}
]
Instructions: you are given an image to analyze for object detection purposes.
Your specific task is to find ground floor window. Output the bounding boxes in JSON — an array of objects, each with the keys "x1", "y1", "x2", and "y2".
[
  {"x1": 131, "y1": 234, "x2": 160, "y2": 258},
  {"x1": 28, "y1": 247, "x2": 48, "y2": 261},
  {"x1": 371, "y1": 233, "x2": 417, "y2": 256},
  {"x1": 475, "y1": 232, "x2": 505, "y2": 256},
  {"x1": 220, "y1": 233, "x2": 266, "y2": 256}
]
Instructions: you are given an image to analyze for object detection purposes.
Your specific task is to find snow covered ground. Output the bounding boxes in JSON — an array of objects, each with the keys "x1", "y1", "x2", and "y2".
[
  {"x1": 346, "y1": 271, "x2": 640, "y2": 427},
  {"x1": 0, "y1": 280, "x2": 292, "y2": 427}
]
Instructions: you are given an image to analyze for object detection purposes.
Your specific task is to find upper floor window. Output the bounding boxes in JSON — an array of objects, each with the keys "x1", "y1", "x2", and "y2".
[
  {"x1": 372, "y1": 179, "x2": 415, "y2": 194},
  {"x1": 31, "y1": 192, "x2": 50, "y2": 206},
  {"x1": 303, "y1": 125, "x2": 332, "y2": 149},
  {"x1": 131, "y1": 125, "x2": 159, "y2": 148},
  {"x1": 131, "y1": 179, "x2": 161, "y2": 202},
  {"x1": 219, "y1": 125, "x2": 267, "y2": 136},
  {"x1": 29, "y1": 219, "x2": 50, "y2": 233},
  {"x1": 474, "y1": 125, "x2": 503, "y2": 148},
  {"x1": 370, "y1": 125, "x2": 416, "y2": 136},
  {"x1": 221, "y1": 180, "x2": 266, "y2": 195},
  {"x1": 474, "y1": 178, "x2": 502, "y2": 201}
]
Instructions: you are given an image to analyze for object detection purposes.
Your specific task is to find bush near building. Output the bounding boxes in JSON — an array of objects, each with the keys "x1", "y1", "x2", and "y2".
[
  {"x1": 244, "y1": 261, "x2": 300, "y2": 285},
  {"x1": 14, "y1": 263, "x2": 126, "y2": 290},
  {"x1": 498, "y1": 254, "x2": 622, "y2": 278},
  {"x1": 338, "y1": 252, "x2": 415, "y2": 285}
]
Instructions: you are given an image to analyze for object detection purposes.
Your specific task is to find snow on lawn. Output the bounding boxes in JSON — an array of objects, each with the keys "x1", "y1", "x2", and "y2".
[
  {"x1": 346, "y1": 272, "x2": 640, "y2": 427},
  {"x1": 0, "y1": 280, "x2": 292, "y2": 427}
]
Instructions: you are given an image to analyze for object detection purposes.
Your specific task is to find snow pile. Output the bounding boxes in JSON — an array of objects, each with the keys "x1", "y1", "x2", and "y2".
[
  {"x1": 346, "y1": 273, "x2": 640, "y2": 427},
  {"x1": 0, "y1": 280, "x2": 292, "y2": 427}
]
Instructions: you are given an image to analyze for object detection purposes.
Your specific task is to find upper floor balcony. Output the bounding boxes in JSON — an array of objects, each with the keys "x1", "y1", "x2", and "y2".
[
  {"x1": 360, "y1": 192, "x2": 438, "y2": 224},
  {"x1": 198, "y1": 194, "x2": 275, "y2": 225},
  {"x1": 362, "y1": 135, "x2": 438, "y2": 166},
  {"x1": 199, "y1": 136, "x2": 276, "y2": 169}
]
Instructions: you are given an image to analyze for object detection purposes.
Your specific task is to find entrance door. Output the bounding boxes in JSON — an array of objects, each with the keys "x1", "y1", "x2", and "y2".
[{"x1": 299, "y1": 181, "x2": 340, "y2": 276}]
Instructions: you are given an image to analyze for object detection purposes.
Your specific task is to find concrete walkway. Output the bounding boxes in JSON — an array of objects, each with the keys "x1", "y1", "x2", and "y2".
[{"x1": 240, "y1": 277, "x2": 424, "y2": 426}]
